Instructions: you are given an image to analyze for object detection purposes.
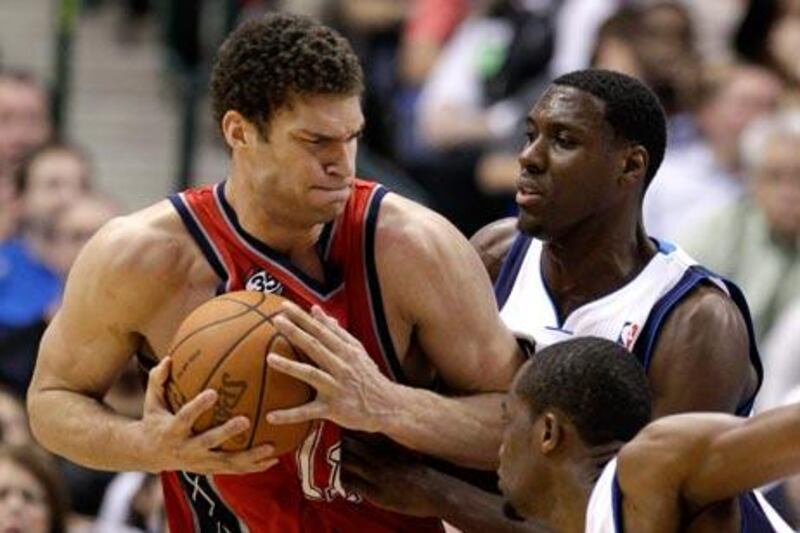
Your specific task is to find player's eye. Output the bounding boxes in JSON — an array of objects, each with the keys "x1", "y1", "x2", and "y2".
[{"x1": 554, "y1": 132, "x2": 577, "y2": 149}]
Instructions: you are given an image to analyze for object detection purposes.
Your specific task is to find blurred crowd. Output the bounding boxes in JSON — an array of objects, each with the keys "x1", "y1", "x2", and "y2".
[{"x1": 1, "y1": 0, "x2": 800, "y2": 531}]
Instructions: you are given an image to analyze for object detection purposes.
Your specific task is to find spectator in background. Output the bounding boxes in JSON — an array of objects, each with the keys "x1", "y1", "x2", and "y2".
[
  {"x1": 0, "y1": 69, "x2": 52, "y2": 242},
  {"x1": 95, "y1": 472, "x2": 163, "y2": 533},
  {"x1": 681, "y1": 0, "x2": 746, "y2": 63},
  {"x1": 0, "y1": 386, "x2": 31, "y2": 446},
  {"x1": 398, "y1": 0, "x2": 468, "y2": 86},
  {"x1": 47, "y1": 194, "x2": 119, "y2": 280},
  {"x1": 548, "y1": 0, "x2": 618, "y2": 77},
  {"x1": 0, "y1": 70, "x2": 51, "y2": 180},
  {"x1": 644, "y1": 64, "x2": 785, "y2": 240},
  {"x1": 0, "y1": 142, "x2": 91, "y2": 396},
  {"x1": 411, "y1": 0, "x2": 557, "y2": 233},
  {"x1": 590, "y1": 6, "x2": 644, "y2": 79},
  {"x1": 681, "y1": 110, "x2": 800, "y2": 342},
  {"x1": 0, "y1": 444, "x2": 69, "y2": 533},
  {"x1": 735, "y1": 0, "x2": 800, "y2": 91},
  {"x1": 756, "y1": 301, "x2": 800, "y2": 413}
]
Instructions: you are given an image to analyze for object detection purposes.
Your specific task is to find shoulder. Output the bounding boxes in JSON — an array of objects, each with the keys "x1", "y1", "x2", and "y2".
[
  {"x1": 647, "y1": 282, "x2": 755, "y2": 415},
  {"x1": 469, "y1": 218, "x2": 517, "y2": 282},
  {"x1": 659, "y1": 283, "x2": 748, "y2": 342},
  {"x1": 67, "y1": 200, "x2": 197, "y2": 302},
  {"x1": 616, "y1": 412, "x2": 736, "y2": 493},
  {"x1": 375, "y1": 192, "x2": 476, "y2": 269}
]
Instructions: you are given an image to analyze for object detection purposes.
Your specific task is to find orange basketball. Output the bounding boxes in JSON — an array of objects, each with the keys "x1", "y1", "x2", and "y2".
[{"x1": 165, "y1": 290, "x2": 312, "y2": 455}]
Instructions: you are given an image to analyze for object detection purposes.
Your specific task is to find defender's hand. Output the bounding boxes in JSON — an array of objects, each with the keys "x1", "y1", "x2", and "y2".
[
  {"x1": 139, "y1": 357, "x2": 278, "y2": 474},
  {"x1": 265, "y1": 302, "x2": 398, "y2": 433}
]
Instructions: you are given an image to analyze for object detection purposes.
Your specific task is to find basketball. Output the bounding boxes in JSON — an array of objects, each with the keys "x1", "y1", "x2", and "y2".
[{"x1": 165, "y1": 290, "x2": 313, "y2": 455}]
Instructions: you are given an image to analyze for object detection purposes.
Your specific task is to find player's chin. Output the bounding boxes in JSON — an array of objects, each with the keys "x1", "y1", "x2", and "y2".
[{"x1": 516, "y1": 211, "x2": 548, "y2": 238}]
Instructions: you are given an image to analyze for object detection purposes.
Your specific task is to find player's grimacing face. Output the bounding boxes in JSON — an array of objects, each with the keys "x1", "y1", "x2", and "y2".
[
  {"x1": 251, "y1": 94, "x2": 364, "y2": 224},
  {"x1": 516, "y1": 86, "x2": 625, "y2": 240}
]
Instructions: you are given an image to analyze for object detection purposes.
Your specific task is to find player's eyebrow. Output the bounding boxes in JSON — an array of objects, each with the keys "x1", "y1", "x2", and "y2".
[{"x1": 298, "y1": 125, "x2": 364, "y2": 142}]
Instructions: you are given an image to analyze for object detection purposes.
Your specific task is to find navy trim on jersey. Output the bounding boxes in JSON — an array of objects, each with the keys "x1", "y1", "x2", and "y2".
[
  {"x1": 612, "y1": 473, "x2": 625, "y2": 533},
  {"x1": 631, "y1": 266, "x2": 705, "y2": 370},
  {"x1": 214, "y1": 183, "x2": 343, "y2": 298},
  {"x1": 494, "y1": 234, "x2": 533, "y2": 308},
  {"x1": 317, "y1": 218, "x2": 335, "y2": 261},
  {"x1": 632, "y1": 265, "x2": 762, "y2": 417},
  {"x1": 363, "y1": 186, "x2": 408, "y2": 384},
  {"x1": 540, "y1": 268, "x2": 567, "y2": 327},
  {"x1": 740, "y1": 491, "x2": 779, "y2": 532},
  {"x1": 719, "y1": 276, "x2": 763, "y2": 415},
  {"x1": 168, "y1": 194, "x2": 228, "y2": 282}
]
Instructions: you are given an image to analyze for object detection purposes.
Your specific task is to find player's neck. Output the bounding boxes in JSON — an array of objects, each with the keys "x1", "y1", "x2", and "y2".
[
  {"x1": 540, "y1": 207, "x2": 655, "y2": 319},
  {"x1": 223, "y1": 177, "x2": 323, "y2": 256}
]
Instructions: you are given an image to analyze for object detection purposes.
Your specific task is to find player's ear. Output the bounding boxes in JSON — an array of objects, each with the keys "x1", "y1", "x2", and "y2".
[
  {"x1": 537, "y1": 412, "x2": 563, "y2": 455},
  {"x1": 619, "y1": 145, "x2": 648, "y2": 189},
  {"x1": 221, "y1": 110, "x2": 252, "y2": 150}
]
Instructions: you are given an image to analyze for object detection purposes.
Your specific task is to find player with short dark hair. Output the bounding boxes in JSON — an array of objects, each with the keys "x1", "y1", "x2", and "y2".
[
  {"x1": 551, "y1": 69, "x2": 666, "y2": 188},
  {"x1": 210, "y1": 13, "x2": 364, "y2": 139},
  {"x1": 474, "y1": 68, "x2": 759, "y2": 419},
  {"x1": 342, "y1": 336, "x2": 793, "y2": 531},
  {"x1": 27, "y1": 13, "x2": 521, "y2": 532},
  {"x1": 512, "y1": 336, "x2": 651, "y2": 447},
  {"x1": 301, "y1": 68, "x2": 764, "y2": 528}
]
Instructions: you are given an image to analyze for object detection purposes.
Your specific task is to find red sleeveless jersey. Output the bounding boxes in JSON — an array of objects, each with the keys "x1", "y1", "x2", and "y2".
[{"x1": 163, "y1": 180, "x2": 443, "y2": 532}]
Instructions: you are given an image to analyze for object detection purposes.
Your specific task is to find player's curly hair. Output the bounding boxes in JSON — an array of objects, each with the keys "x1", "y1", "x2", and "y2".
[
  {"x1": 553, "y1": 69, "x2": 667, "y2": 191},
  {"x1": 515, "y1": 337, "x2": 651, "y2": 446},
  {"x1": 210, "y1": 12, "x2": 364, "y2": 138}
]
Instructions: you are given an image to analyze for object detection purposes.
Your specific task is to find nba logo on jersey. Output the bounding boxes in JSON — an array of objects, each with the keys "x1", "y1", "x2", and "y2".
[
  {"x1": 245, "y1": 269, "x2": 283, "y2": 295},
  {"x1": 617, "y1": 322, "x2": 640, "y2": 351}
]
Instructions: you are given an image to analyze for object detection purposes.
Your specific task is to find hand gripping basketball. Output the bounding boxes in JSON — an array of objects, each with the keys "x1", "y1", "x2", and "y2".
[
  {"x1": 139, "y1": 357, "x2": 278, "y2": 475},
  {"x1": 265, "y1": 301, "x2": 399, "y2": 433}
]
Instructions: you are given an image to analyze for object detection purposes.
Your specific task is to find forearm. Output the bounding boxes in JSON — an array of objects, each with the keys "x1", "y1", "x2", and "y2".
[
  {"x1": 29, "y1": 388, "x2": 156, "y2": 473},
  {"x1": 378, "y1": 387, "x2": 504, "y2": 469},
  {"x1": 426, "y1": 468, "x2": 551, "y2": 533}
]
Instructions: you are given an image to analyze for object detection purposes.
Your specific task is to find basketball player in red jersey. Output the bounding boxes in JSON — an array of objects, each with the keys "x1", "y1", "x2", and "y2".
[{"x1": 26, "y1": 13, "x2": 522, "y2": 533}]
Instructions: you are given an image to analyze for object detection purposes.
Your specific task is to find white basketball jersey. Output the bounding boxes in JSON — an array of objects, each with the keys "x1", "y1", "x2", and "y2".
[
  {"x1": 494, "y1": 235, "x2": 761, "y2": 415},
  {"x1": 498, "y1": 237, "x2": 724, "y2": 352},
  {"x1": 584, "y1": 458, "x2": 792, "y2": 532}
]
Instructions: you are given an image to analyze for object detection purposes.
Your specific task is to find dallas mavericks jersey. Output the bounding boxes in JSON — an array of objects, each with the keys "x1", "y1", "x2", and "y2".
[
  {"x1": 494, "y1": 235, "x2": 762, "y2": 416},
  {"x1": 585, "y1": 458, "x2": 793, "y2": 532}
]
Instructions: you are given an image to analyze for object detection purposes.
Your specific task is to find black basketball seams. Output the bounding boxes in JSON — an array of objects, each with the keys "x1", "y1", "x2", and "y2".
[
  {"x1": 248, "y1": 329, "x2": 280, "y2": 449},
  {"x1": 197, "y1": 311, "x2": 271, "y2": 394},
  {"x1": 168, "y1": 305, "x2": 256, "y2": 355},
  {"x1": 216, "y1": 292, "x2": 285, "y2": 321}
]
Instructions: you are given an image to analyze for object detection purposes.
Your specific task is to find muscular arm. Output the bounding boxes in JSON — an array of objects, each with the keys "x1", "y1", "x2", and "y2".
[
  {"x1": 646, "y1": 285, "x2": 757, "y2": 418},
  {"x1": 28, "y1": 217, "x2": 166, "y2": 471},
  {"x1": 373, "y1": 196, "x2": 523, "y2": 468},
  {"x1": 27, "y1": 211, "x2": 274, "y2": 474},
  {"x1": 617, "y1": 403, "x2": 800, "y2": 521},
  {"x1": 267, "y1": 197, "x2": 524, "y2": 468}
]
